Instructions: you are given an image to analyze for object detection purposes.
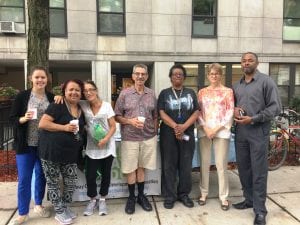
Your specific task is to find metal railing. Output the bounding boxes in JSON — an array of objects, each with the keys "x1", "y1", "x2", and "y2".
[{"x1": 0, "y1": 102, "x2": 17, "y2": 182}]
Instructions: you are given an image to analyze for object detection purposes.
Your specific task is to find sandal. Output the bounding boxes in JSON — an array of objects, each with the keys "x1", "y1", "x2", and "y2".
[
  {"x1": 221, "y1": 200, "x2": 230, "y2": 211},
  {"x1": 8, "y1": 215, "x2": 28, "y2": 225},
  {"x1": 197, "y1": 197, "x2": 206, "y2": 206}
]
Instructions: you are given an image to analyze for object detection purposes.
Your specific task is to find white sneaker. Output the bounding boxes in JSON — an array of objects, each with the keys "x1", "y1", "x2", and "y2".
[
  {"x1": 65, "y1": 207, "x2": 77, "y2": 219},
  {"x1": 99, "y1": 199, "x2": 108, "y2": 216},
  {"x1": 83, "y1": 200, "x2": 97, "y2": 216},
  {"x1": 34, "y1": 205, "x2": 51, "y2": 218},
  {"x1": 54, "y1": 211, "x2": 72, "y2": 225}
]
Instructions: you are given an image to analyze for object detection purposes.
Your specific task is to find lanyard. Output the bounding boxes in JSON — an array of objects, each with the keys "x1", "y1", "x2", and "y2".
[{"x1": 172, "y1": 87, "x2": 183, "y2": 121}]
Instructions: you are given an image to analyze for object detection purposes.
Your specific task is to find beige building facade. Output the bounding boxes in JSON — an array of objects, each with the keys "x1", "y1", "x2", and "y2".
[{"x1": 0, "y1": 0, "x2": 299, "y2": 106}]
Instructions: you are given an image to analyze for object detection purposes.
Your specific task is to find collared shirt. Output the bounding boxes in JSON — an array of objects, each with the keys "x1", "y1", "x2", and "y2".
[
  {"x1": 233, "y1": 70, "x2": 281, "y2": 124},
  {"x1": 114, "y1": 86, "x2": 157, "y2": 141}
]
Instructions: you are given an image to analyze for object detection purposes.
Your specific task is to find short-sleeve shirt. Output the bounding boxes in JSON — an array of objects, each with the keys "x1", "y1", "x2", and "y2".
[
  {"x1": 114, "y1": 86, "x2": 157, "y2": 141},
  {"x1": 79, "y1": 100, "x2": 116, "y2": 159},
  {"x1": 158, "y1": 87, "x2": 199, "y2": 136},
  {"x1": 39, "y1": 102, "x2": 85, "y2": 164}
]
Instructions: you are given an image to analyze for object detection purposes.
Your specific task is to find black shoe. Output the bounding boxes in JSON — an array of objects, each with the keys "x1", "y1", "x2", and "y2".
[
  {"x1": 163, "y1": 200, "x2": 175, "y2": 209},
  {"x1": 254, "y1": 214, "x2": 266, "y2": 225},
  {"x1": 178, "y1": 195, "x2": 194, "y2": 208},
  {"x1": 125, "y1": 196, "x2": 136, "y2": 214},
  {"x1": 232, "y1": 200, "x2": 253, "y2": 210},
  {"x1": 137, "y1": 194, "x2": 152, "y2": 211}
]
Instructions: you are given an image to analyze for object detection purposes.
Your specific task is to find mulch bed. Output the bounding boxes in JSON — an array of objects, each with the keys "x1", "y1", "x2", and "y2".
[
  {"x1": 0, "y1": 148, "x2": 299, "y2": 182},
  {"x1": 0, "y1": 150, "x2": 17, "y2": 182}
]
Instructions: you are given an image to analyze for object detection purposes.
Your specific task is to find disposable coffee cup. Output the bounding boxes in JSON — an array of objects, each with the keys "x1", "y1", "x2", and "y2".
[
  {"x1": 70, "y1": 119, "x2": 79, "y2": 133},
  {"x1": 28, "y1": 108, "x2": 37, "y2": 120},
  {"x1": 137, "y1": 116, "x2": 146, "y2": 123}
]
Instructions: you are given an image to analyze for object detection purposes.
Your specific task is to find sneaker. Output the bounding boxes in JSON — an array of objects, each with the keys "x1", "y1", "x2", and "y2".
[
  {"x1": 65, "y1": 207, "x2": 77, "y2": 219},
  {"x1": 125, "y1": 196, "x2": 136, "y2": 214},
  {"x1": 83, "y1": 200, "x2": 97, "y2": 216},
  {"x1": 99, "y1": 199, "x2": 108, "y2": 216},
  {"x1": 54, "y1": 211, "x2": 72, "y2": 225},
  {"x1": 34, "y1": 205, "x2": 51, "y2": 218},
  {"x1": 8, "y1": 215, "x2": 28, "y2": 225}
]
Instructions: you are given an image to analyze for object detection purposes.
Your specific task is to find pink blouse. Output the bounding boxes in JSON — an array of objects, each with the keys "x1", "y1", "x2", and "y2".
[{"x1": 197, "y1": 86, "x2": 234, "y2": 139}]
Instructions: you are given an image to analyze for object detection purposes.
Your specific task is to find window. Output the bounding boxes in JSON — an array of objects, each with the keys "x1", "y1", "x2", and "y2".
[
  {"x1": 97, "y1": 0, "x2": 125, "y2": 35},
  {"x1": 192, "y1": 0, "x2": 217, "y2": 37},
  {"x1": 0, "y1": 0, "x2": 24, "y2": 22},
  {"x1": 50, "y1": 0, "x2": 66, "y2": 36},
  {"x1": 182, "y1": 64, "x2": 199, "y2": 94},
  {"x1": 270, "y1": 64, "x2": 300, "y2": 106},
  {"x1": 182, "y1": 63, "x2": 242, "y2": 94},
  {"x1": 283, "y1": 0, "x2": 300, "y2": 41}
]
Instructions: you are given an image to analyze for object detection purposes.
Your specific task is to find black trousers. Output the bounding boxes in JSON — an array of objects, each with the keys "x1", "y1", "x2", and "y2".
[
  {"x1": 235, "y1": 123, "x2": 270, "y2": 215},
  {"x1": 85, "y1": 155, "x2": 114, "y2": 198},
  {"x1": 160, "y1": 128, "x2": 195, "y2": 202}
]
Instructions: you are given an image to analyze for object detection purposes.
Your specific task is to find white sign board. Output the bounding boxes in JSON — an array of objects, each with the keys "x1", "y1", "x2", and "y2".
[{"x1": 72, "y1": 141, "x2": 161, "y2": 201}]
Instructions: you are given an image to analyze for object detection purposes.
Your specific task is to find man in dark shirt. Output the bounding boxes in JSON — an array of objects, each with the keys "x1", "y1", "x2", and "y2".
[
  {"x1": 232, "y1": 52, "x2": 281, "y2": 225},
  {"x1": 114, "y1": 64, "x2": 158, "y2": 215}
]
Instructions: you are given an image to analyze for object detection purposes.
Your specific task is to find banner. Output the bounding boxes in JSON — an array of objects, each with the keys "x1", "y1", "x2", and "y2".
[{"x1": 72, "y1": 141, "x2": 161, "y2": 201}]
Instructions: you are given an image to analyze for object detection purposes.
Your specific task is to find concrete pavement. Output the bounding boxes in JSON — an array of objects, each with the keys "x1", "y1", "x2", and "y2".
[{"x1": 0, "y1": 166, "x2": 299, "y2": 225}]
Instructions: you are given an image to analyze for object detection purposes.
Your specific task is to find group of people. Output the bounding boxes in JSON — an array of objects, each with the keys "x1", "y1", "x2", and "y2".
[{"x1": 9, "y1": 52, "x2": 281, "y2": 225}]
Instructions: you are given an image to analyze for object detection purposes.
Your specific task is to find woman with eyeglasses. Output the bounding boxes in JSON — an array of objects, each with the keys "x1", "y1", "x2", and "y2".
[
  {"x1": 197, "y1": 63, "x2": 234, "y2": 211},
  {"x1": 38, "y1": 79, "x2": 85, "y2": 225},
  {"x1": 157, "y1": 64, "x2": 199, "y2": 209},
  {"x1": 81, "y1": 80, "x2": 116, "y2": 216}
]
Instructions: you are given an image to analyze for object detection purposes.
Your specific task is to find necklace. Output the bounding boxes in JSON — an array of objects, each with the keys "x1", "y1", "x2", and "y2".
[
  {"x1": 65, "y1": 99, "x2": 81, "y2": 119},
  {"x1": 172, "y1": 87, "x2": 183, "y2": 122}
]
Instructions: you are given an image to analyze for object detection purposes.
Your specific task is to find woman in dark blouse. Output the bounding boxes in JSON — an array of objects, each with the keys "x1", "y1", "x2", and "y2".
[{"x1": 39, "y1": 79, "x2": 85, "y2": 225}]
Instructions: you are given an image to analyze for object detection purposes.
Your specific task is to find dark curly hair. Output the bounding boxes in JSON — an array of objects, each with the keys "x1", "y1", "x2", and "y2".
[{"x1": 61, "y1": 79, "x2": 84, "y2": 97}]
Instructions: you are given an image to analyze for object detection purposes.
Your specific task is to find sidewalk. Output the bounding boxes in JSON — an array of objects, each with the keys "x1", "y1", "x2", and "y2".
[{"x1": 1, "y1": 166, "x2": 299, "y2": 225}]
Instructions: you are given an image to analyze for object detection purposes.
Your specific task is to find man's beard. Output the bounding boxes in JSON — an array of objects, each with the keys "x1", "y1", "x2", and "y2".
[{"x1": 243, "y1": 67, "x2": 255, "y2": 75}]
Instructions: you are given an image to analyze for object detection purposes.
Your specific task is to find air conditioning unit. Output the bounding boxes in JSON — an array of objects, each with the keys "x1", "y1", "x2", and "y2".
[{"x1": 0, "y1": 21, "x2": 16, "y2": 33}]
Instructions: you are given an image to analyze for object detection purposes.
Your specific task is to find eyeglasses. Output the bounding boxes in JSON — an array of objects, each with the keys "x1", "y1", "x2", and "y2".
[
  {"x1": 134, "y1": 72, "x2": 147, "y2": 77},
  {"x1": 83, "y1": 88, "x2": 96, "y2": 94},
  {"x1": 208, "y1": 73, "x2": 221, "y2": 76}
]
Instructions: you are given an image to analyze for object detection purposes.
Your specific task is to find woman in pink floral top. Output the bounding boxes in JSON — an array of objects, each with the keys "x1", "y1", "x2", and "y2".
[{"x1": 197, "y1": 63, "x2": 234, "y2": 211}]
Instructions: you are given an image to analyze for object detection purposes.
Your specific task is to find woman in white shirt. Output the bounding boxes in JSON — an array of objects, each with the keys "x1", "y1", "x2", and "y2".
[{"x1": 80, "y1": 80, "x2": 116, "y2": 216}]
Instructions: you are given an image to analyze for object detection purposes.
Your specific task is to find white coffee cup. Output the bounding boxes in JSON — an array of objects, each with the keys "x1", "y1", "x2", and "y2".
[
  {"x1": 70, "y1": 119, "x2": 79, "y2": 133},
  {"x1": 28, "y1": 108, "x2": 37, "y2": 120},
  {"x1": 137, "y1": 116, "x2": 146, "y2": 123}
]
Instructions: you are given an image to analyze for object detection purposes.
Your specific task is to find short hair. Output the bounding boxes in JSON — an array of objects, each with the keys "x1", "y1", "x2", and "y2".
[
  {"x1": 207, "y1": 63, "x2": 223, "y2": 75},
  {"x1": 133, "y1": 64, "x2": 148, "y2": 74},
  {"x1": 242, "y1": 52, "x2": 258, "y2": 61},
  {"x1": 61, "y1": 79, "x2": 84, "y2": 97},
  {"x1": 30, "y1": 66, "x2": 49, "y2": 77},
  {"x1": 168, "y1": 64, "x2": 187, "y2": 78}
]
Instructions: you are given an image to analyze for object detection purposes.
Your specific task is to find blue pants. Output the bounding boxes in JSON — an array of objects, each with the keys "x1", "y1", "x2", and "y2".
[{"x1": 16, "y1": 146, "x2": 46, "y2": 215}]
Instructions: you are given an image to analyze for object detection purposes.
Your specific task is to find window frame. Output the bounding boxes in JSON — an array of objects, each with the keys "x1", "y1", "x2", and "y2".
[
  {"x1": 192, "y1": 0, "x2": 218, "y2": 38},
  {"x1": 49, "y1": 0, "x2": 67, "y2": 37},
  {"x1": 0, "y1": 0, "x2": 25, "y2": 23},
  {"x1": 282, "y1": 0, "x2": 300, "y2": 43},
  {"x1": 97, "y1": 0, "x2": 126, "y2": 36},
  {"x1": 270, "y1": 63, "x2": 299, "y2": 106}
]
